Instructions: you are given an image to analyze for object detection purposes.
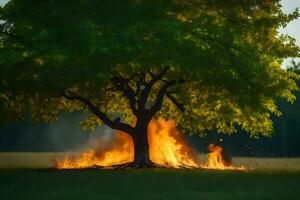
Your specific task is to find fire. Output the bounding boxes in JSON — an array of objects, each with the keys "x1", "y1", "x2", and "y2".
[
  {"x1": 202, "y1": 144, "x2": 245, "y2": 170},
  {"x1": 148, "y1": 118, "x2": 200, "y2": 168},
  {"x1": 56, "y1": 132, "x2": 134, "y2": 169},
  {"x1": 56, "y1": 118, "x2": 244, "y2": 170}
]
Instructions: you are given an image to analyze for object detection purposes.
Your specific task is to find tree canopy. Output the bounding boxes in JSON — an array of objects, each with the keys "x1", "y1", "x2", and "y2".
[{"x1": 0, "y1": 0, "x2": 299, "y2": 138}]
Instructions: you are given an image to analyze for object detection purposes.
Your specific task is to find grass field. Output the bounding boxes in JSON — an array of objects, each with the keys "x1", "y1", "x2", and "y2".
[
  {"x1": 0, "y1": 153, "x2": 300, "y2": 200},
  {"x1": 1, "y1": 169, "x2": 300, "y2": 200}
]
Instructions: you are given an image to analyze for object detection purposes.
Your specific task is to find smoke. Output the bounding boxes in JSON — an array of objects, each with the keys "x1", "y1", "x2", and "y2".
[
  {"x1": 0, "y1": 112, "x2": 125, "y2": 153},
  {"x1": 45, "y1": 113, "x2": 118, "y2": 152},
  {"x1": 80, "y1": 125, "x2": 125, "y2": 158}
]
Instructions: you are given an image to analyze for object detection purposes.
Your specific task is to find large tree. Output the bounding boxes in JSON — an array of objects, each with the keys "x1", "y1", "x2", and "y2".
[{"x1": 0, "y1": 0, "x2": 299, "y2": 167}]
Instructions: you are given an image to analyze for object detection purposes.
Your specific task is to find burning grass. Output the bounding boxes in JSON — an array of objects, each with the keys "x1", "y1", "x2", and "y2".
[
  {"x1": 56, "y1": 118, "x2": 244, "y2": 170},
  {"x1": 1, "y1": 153, "x2": 300, "y2": 171},
  {"x1": 55, "y1": 132, "x2": 134, "y2": 169}
]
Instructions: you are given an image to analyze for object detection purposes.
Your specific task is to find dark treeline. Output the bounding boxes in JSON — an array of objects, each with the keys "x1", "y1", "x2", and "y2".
[{"x1": 0, "y1": 113, "x2": 90, "y2": 152}]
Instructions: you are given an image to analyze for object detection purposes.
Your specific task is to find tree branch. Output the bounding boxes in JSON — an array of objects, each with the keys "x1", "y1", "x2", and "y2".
[
  {"x1": 138, "y1": 65, "x2": 170, "y2": 110},
  {"x1": 166, "y1": 92, "x2": 185, "y2": 112},
  {"x1": 148, "y1": 79, "x2": 186, "y2": 116},
  {"x1": 111, "y1": 74, "x2": 138, "y2": 116},
  {"x1": 62, "y1": 90, "x2": 134, "y2": 134}
]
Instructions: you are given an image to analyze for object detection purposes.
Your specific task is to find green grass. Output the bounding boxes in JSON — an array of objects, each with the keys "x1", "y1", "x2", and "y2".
[
  {"x1": 1, "y1": 169, "x2": 300, "y2": 200},
  {"x1": 1, "y1": 153, "x2": 300, "y2": 199}
]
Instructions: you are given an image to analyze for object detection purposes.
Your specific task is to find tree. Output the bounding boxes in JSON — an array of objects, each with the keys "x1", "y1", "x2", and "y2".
[{"x1": 0, "y1": 0, "x2": 299, "y2": 167}]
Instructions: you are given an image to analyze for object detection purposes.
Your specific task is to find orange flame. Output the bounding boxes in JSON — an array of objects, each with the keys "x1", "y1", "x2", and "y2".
[
  {"x1": 202, "y1": 144, "x2": 245, "y2": 170},
  {"x1": 55, "y1": 132, "x2": 133, "y2": 169},
  {"x1": 56, "y1": 118, "x2": 244, "y2": 170},
  {"x1": 148, "y1": 118, "x2": 200, "y2": 168}
]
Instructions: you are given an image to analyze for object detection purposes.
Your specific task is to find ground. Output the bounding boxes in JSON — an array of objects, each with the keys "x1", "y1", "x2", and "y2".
[
  {"x1": 1, "y1": 169, "x2": 300, "y2": 200},
  {"x1": 0, "y1": 153, "x2": 299, "y2": 200}
]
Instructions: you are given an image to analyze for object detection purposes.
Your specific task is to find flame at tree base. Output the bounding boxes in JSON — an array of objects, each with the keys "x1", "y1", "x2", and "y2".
[
  {"x1": 148, "y1": 119, "x2": 200, "y2": 169},
  {"x1": 56, "y1": 118, "x2": 245, "y2": 170}
]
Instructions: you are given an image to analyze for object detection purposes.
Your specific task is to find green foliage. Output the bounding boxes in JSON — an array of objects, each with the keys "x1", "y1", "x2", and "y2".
[{"x1": 0, "y1": 0, "x2": 299, "y2": 137}]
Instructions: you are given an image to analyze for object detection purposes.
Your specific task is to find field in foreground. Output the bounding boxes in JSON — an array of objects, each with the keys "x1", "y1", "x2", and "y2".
[
  {"x1": 0, "y1": 169, "x2": 300, "y2": 200},
  {"x1": 0, "y1": 153, "x2": 300, "y2": 200}
]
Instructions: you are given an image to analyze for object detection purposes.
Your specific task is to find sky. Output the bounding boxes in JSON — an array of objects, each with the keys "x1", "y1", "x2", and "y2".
[
  {"x1": 279, "y1": 0, "x2": 300, "y2": 66},
  {"x1": 0, "y1": 0, "x2": 299, "y2": 66},
  {"x1": 279, "y1": 0, "x2": 300, "y2": 47}
]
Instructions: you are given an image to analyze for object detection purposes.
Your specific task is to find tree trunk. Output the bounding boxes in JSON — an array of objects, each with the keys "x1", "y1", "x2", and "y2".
[{"x1": 131, "y1": 123, "x2": 155, "y2": 168}]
